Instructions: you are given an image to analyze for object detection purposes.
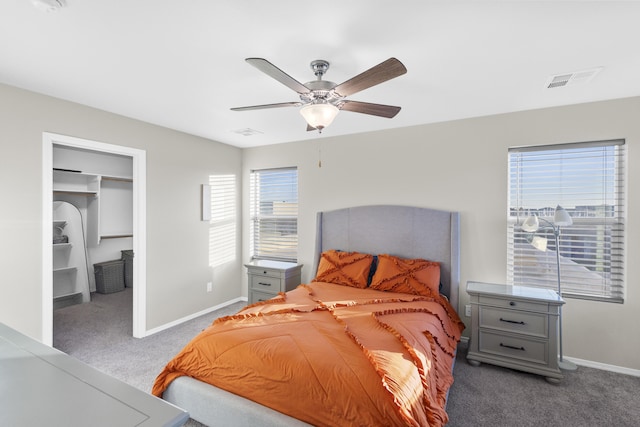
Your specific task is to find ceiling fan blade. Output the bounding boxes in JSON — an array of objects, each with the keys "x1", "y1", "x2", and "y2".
[
  {"x1": 340, "y1": 100, "x2": 401, "y2": 118},
  {"x1": 246, "y1": 58, "x2": 311, "y2": 94},
  {"x1": 334, "y1": 58, "x2": 407, "y2": 97},
  {"x1": 231, "y1": 102, "x2": 302, "y2": 111}
]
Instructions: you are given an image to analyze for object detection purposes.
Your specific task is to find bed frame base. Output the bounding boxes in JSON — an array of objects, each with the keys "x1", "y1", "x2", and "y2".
[{"x1": 164, "y1": 376, "x2": 310, "y2": 426}]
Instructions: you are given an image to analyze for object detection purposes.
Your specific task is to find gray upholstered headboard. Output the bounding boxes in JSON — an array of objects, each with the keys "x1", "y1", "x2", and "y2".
[{"x1": 312, "y1": 205, "x2": 460, "y2": 312}]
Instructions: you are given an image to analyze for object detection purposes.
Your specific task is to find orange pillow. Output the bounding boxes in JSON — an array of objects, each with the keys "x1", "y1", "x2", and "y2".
[
  {"x1": 370, "y1": 254, "x2": 440, "y2": 296},
  {"x1": 312, "y1": 250, "x2": 374, "y2": 289}
]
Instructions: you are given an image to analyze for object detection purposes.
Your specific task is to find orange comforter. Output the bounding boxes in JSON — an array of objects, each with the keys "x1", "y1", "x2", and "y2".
[{"x1": 153, "y1": 282, "x2": 464, "y2": 426}]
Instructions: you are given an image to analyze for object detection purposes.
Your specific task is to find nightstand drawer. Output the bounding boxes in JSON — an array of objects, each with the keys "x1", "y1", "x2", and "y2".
[
  {"x1": 479, "y1": 306, "x2": 548, "y2": 338},
  {"x1": 479, "y1": 330, "x2": 548, "y2": 365},
  {"x1": 250, "y1": 275, "x2": 282, "y2": 292},
  {"x1": 250, "y1": 290, "x2": 278, "y2": 303},
  {"x1": 478, "y1": 295, "x2": 549, "y2": 313},
  {"x1": 250, "y1": 267, "x2": 281, "y2": 279}
]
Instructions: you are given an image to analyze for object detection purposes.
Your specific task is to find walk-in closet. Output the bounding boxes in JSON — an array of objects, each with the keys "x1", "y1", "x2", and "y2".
[{"x1": 52, "y1": 143, "x2": 134, "y2": 349}]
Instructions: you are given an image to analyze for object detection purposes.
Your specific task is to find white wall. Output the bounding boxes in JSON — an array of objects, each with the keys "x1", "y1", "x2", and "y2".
[
  {"x1": 243, "y1": 96, "x2": 640, "y2": 371},
  {"x1": 1, "y1": 79, "x2": 637, "y2": 372},
  {"x1": 0, "y1": 83, "x2": 243, "y2": 339}
]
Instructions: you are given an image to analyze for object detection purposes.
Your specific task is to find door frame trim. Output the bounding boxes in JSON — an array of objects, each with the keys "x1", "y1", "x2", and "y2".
[{"x1": 42, "y1": 132, "x2": 147, "y2": 345}]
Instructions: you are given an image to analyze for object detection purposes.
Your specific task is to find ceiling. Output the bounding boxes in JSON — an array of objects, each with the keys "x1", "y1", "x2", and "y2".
[{"x1": 2, "y1": 1, "x2": 640, "y2": 148}]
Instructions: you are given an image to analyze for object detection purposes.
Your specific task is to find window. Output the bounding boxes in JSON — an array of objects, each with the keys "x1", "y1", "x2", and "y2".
[
  {"x1": 507, "y1": 140, "x2": 626, "y2": 302},
  {"x1": 249, "y1": 167, "x2": 298, "y2": 262},
  {"x1": 208, "y1": 175, "x2": 236, "y2": 268}
]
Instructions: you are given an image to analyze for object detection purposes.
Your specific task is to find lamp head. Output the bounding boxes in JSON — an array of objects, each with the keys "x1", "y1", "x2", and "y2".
[
  {"x1": 521, "y1": 215, "x2": 540, "y2": 232},
  {"x1": 530, "y1": 235, "x2": 548, "y2": 251},
  {"x1": 553, "y1": 205, "x2": 573, "y2": 226}
]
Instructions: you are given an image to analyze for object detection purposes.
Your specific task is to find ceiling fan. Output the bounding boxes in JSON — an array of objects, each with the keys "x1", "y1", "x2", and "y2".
[{"x1": 231, "y1": 57, "x2": 407, "y2": 133}]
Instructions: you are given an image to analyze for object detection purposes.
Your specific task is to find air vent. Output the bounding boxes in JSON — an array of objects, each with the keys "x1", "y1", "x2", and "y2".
[
  {"x1": 232, "y1": 128, "x2": 263, "y2": 136},
  {"x1": 546, "y1": 67, "x2": 603, "y2": 89}
]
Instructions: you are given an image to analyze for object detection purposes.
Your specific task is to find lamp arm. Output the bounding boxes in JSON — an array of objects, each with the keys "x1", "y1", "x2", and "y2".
[
  {"x1": 531, "y1": 217, "x2": 562, "y2": 293},
  {"x1": 537, "y1": 217, "x2": 559, "y2": 236}
]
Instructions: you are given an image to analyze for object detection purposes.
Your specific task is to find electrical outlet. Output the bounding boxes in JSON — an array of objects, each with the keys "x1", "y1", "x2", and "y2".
[
  {"x1": 207, "y1": 282, "x2": 212, "y2": 292},
  {"x1": 465, "y1": 304, "x2": 472, "y2": 317}
]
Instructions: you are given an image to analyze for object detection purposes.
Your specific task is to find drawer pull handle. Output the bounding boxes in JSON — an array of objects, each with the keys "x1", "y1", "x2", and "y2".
[
  {"x1": 499, "y1": 317, "x2": 525, "y2": 325},
  {"x1": 258, "y1": 282, "x2": 271, "y2": 287},
  {"x1": 500, "y1": 343, "x2": 525, "y2": 351},
  {"x1": 509, "y1": 301, "x2": 516, "y2": 306}
]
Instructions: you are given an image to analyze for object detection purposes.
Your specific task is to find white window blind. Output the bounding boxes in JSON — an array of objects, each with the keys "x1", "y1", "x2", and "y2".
[
  {"x1": 208, "y1": 175, "x2": 236, "y2": 268},
  {"x1": 507, "y1": 140, "x2": 626, "y2": 303},
  {"x1": 250, "y1": 167, "x2": 298, "y2": 262}
]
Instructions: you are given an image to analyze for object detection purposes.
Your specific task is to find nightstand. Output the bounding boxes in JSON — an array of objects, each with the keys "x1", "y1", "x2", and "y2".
[
  {"x1": 466, "y1": 281, "x2": 565, "y2": 383},
  {"x1": 245, "y1": 260, "x2": 303, "y2": 304}
]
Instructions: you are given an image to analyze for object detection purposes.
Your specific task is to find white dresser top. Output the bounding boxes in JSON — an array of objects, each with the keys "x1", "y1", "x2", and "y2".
[
  {"x1": 0, "y1": 322, "x2": 189, "y2": 427},
  {"x1": 467, "y1": 281, "x2": 564, "y2": 305},
  {"x1": 245, "y1": 259, "x2": 302, "y2": 271}
]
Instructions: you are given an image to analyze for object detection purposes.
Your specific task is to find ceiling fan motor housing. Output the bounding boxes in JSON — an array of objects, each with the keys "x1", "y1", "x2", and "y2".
[
  {"x1": 301, "y1": 80, "x2": 341, "y2": 106},
  {"x1": 303, "y1": 60, "x2": 342, "y2": 106}
]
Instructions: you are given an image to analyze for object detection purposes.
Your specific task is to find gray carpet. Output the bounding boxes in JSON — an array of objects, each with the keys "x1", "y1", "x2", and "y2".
[
  {"x1": 54, "y1": 289, "x2": 640, "y2": 426},
  {"x1": 53, "y1": 288, "x2": 241, "y2": 427},
  {"x1": 447, "y1": 342, "x2": 640, "y2": 426}
]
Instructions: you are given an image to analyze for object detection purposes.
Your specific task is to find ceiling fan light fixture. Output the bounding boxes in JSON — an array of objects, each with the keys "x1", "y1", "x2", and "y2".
[{"x1": 300, "y1": 103, "x2": 339, "y2": 132}]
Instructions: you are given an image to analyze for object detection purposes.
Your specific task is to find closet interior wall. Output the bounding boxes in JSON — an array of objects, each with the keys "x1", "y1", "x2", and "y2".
[{"x1": 52, "y1": 145, "x2": 133, "y2": 293}]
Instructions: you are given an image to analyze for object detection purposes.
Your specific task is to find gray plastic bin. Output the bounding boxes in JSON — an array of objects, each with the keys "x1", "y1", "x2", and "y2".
[
  {"x1": 94, "y1": 260, "x2": 125, "y2": 294},
  {"x1": 121, "y1": 250, "x2": 134, "y2": 288}
]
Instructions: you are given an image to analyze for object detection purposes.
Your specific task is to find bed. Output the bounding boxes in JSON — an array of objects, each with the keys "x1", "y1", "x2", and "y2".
[{"x1": 153, "y1": 205, "x2": 463, "y2": 426}]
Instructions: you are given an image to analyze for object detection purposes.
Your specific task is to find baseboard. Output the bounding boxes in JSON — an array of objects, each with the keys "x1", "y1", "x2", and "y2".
[
  {"x1": 144, "y1": 296, "x2": 248, "y2": 337},
  {"x1": 565, "y1": 356, "x2": 640, "y2": 378},
  {"x1": 458, "y1": 337, "x2": 638, "y2": 377}
]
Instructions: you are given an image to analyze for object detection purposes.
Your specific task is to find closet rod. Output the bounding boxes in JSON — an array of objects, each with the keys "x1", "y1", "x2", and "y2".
[
  {"x1": 102, "y1": 176, "x2": 133, "y2": 183},
  {"x1": 101, "y1": 234, "x2": 133, "y2": 240}
]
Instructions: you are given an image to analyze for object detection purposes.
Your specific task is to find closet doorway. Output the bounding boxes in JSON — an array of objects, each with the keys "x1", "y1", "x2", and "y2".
[{"x1": 42, "y1": 133, "x2": 147, "y2": 346}]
